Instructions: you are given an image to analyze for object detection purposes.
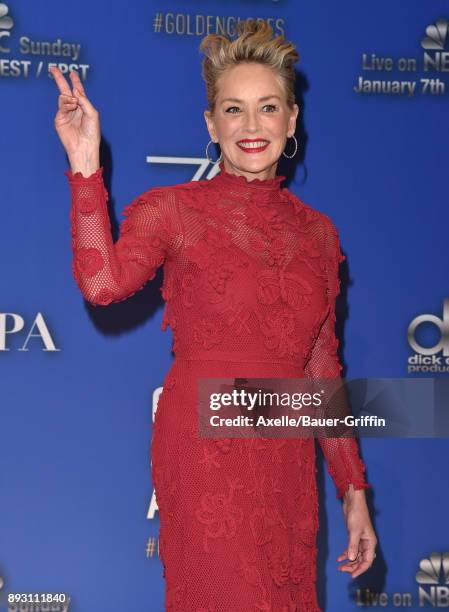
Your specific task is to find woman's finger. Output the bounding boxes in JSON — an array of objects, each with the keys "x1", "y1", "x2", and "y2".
[
  {"x1": 68, "y1": 71, "x2": 97, "y2": 116},
  {"x1": 58, "y1": 93, "x2": 77, "y2": 108},
  {"x1": 72, "y1": 89, "x2": 98, "y2": 118},
  {"x1": 61, "y1": 102, "x2": 78, "y2": 111},
  {"x1": 337, "y1": 550, "x2": 360, "y2": 572},
  {"x1": 338, "y1": 539, "x2": 376, "y2": 577},
  {"x1": 347, "y1": 533, "x2": 361, "y2": 562},
  {"x1": 337, "y1": 549, "x2": 353, "y2": 562},
  {"x1": 338, "y1": 558, "x2": 360, "y2": 570},
  {"x1": 69, "y1": 70, "x2": 86, "y2": 96},
  {"x1": 350, "y1": 554, "x2": 375, "y2": 578},
  {"x1": 49, "y1": 66, "x2": 72, "y2": 96}
]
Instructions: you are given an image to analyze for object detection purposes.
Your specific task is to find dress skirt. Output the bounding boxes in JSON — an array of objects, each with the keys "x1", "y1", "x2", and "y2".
[{"x1": 151, "y1": 358, "x2": 322, "y2": 612}]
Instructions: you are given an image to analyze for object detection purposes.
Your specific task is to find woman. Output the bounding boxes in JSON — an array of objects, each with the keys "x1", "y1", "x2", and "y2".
[{"x1": 51, "y1": 19, "x2": 377, "y2": 612}]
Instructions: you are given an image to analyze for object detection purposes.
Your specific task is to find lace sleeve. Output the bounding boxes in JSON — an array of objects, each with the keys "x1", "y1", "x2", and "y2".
[
  {"x1": 64, "y1": 166, "x2": 182, "y2": 306},
  {"x1": 304, "y1": 215, "x2": 372, "y2": 500}
]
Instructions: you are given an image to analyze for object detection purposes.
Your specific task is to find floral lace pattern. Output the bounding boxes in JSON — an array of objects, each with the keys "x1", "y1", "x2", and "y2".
[{"x1": 65, "y1": 161, "x2": 371, "y2": 611}]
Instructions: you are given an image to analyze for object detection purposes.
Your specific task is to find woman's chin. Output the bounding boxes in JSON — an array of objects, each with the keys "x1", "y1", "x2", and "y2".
[{"x1": 229, "y1": 153, "x2": 278, "y2": 173}]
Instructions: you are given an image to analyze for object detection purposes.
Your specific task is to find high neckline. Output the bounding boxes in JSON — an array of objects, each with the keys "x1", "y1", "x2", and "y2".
[{"x1": 213, "y1": 161, "x2": 285, "y2": 192}]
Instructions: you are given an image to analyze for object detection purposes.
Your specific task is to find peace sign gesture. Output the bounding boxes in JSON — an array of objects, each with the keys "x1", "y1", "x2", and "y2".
[{"x1": 50, "y1": 66, "x2": 100, "y2": 176}]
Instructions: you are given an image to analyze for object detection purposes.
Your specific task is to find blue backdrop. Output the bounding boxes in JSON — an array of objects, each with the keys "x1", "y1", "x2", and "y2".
[{"x1": 1, "y1": 1, "x2": 448, "y2": 610}]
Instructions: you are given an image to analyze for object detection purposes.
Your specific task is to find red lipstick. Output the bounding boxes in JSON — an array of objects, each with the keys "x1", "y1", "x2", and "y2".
[{"x1": 237, "y1": 138, "x2": 270, "y2": 154}]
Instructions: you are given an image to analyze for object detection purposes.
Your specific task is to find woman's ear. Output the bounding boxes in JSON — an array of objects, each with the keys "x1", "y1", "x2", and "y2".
[
  {"x1": 288, "y1": 103, "x2": 299, "y2": 137},
  {"x1": 204, "y1": 109, "x2": 217, "y2": 142}
]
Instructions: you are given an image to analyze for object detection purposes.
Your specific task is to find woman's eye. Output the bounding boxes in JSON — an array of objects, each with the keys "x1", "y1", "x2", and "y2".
[{"x1": 225, "y1": 104, "x2": 277, "y2": 113}]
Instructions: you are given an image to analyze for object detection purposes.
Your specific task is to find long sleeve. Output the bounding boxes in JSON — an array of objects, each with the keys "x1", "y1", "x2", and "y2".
[
  {"x1": 64, "y1": 166, "x2": 182, "y2": 306},
  {"x1": 304, "y1": 216, "x2": 371, "y2": 500}
]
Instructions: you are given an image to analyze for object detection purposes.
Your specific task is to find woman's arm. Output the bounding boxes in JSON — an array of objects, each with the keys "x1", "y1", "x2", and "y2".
[
  {"x1": 305, "y1": 214, "x2": 377, "y2": 579},
  {"x1": 51, "y1": 66, "x2": 182, "y2": 306},
  {"x1": 65, "y1": 166, "x2": 182, "y2": 306},
  {"x1": 304, "y1": 215, "x2": 371, "y2": 500}
]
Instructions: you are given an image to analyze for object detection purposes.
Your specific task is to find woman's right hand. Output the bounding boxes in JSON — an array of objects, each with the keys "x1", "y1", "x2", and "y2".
[{"x1": 49, "y1": 66, "x2": 101, "y2": 176}]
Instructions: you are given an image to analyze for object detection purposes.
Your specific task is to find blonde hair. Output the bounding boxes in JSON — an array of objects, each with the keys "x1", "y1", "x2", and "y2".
[{"x1": 200, "y1": 19, "x2": 300, "y2": 114}]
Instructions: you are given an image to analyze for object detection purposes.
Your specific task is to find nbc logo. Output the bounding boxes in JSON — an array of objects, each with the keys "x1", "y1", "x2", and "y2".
[
  {"x1": 421, "y1": 18, "x2": 448, "y2": 51},
  {"x1": 0, "y1": 3, "x2": 13, "y2": 53},
  {"x1": 421, "y1": 18, "x2": 449, "y2": 73},
  {"x1": 416, "y1": 551, "x2": 449, "y2": 607}
]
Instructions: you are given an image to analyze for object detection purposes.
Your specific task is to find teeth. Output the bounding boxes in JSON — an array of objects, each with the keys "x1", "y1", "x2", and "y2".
[{"x1": 238, "y1": 141, "x2": 268, "y2": 148}]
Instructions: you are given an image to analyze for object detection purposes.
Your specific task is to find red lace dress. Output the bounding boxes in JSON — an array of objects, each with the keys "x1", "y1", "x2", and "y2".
[{"x1": 65, "y1": 161, "x2": 371, "y2": 612}]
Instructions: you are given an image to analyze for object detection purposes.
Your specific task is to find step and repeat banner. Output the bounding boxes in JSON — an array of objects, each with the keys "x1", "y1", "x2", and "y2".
[{"x1": 1, "y1": 1, "x2": 448, "y2": 610}]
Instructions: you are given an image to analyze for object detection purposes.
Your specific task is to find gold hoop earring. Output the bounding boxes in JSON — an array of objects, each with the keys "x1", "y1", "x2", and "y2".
[
  {"x1": 206, "y1": 140, "x2": 223, "y2": 164},
  {"x1": 282, "y1": 135, "x2": 298, "y2": 159}
]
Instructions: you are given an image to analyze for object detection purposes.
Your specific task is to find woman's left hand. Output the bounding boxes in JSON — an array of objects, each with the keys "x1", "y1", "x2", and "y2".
[{"x1": 337, "y1": 486, "x2": 377, "y2": 578}]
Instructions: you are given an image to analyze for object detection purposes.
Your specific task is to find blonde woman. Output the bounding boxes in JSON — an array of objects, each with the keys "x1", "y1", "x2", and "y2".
[{"x1": 51, "y1": 19, "x2": 376, "y2": 612}]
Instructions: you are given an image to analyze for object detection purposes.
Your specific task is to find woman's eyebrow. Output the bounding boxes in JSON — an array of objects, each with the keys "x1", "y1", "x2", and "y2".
[{"x1": 220, "y1": 95, "x2": 281, "y2": 103}]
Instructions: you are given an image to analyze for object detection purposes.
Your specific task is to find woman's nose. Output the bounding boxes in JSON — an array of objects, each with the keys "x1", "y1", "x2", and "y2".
[{"x1": 244, "y1": 109, "x2": 260, "y2": 131}]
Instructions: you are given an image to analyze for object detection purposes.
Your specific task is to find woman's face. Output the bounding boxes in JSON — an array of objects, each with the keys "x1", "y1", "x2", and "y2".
[{"x1": 204, "y1": 62, "x2": 299, "y2": 181}]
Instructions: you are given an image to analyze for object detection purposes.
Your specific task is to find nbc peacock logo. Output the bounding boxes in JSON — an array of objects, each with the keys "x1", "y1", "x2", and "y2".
[
  {"x1": 421, "y1": 18, "x2": 449, "y2": 51},
  {"x1": 416, "y1": 551, "x2": 449, "y2": 607},
  {"x1": 0, "y1": 3, "x2": 13, "y2": 53},
  {"x1": 421, "y1": 18, "x2": 449, "y2": 73}
]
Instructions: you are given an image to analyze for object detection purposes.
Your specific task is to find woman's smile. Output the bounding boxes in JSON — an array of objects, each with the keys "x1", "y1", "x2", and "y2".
[{"x1": 236, "y1": 138, "x2": 270, "y2": 153}]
